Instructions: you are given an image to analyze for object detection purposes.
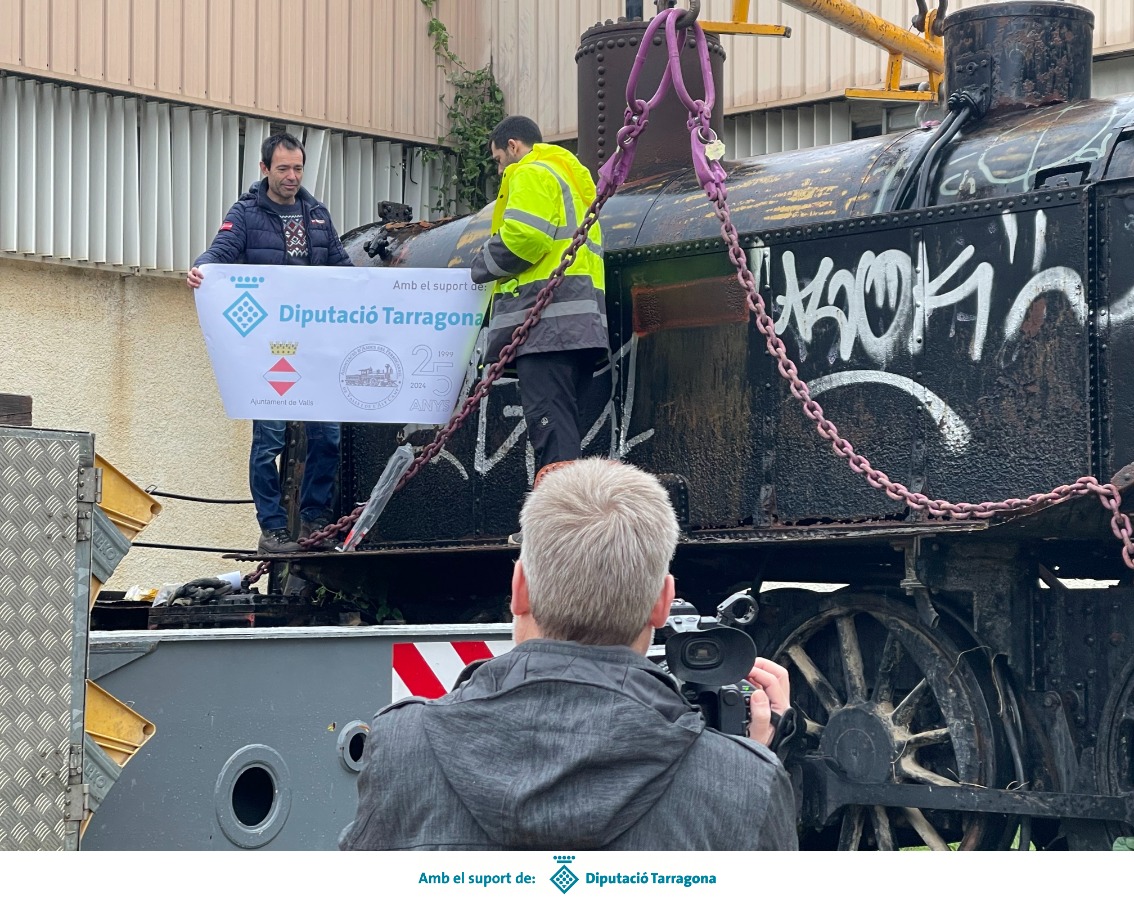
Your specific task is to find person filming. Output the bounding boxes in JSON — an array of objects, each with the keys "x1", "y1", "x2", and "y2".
[{"x1": 340, "y1": 458, "x2": 798, "y2": 851}]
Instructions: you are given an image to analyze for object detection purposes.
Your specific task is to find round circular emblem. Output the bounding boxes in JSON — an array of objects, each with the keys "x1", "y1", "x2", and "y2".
[{"x1": 339, "y1": 344, "x2": 403, "y2": 410}]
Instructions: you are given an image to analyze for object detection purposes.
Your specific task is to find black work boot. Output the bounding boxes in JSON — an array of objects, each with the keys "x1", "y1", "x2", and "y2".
[{"x1": 258, "y1": 528, "x2": 301, "y2": 554}]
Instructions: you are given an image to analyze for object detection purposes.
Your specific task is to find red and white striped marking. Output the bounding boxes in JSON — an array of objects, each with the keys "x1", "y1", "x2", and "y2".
[{"x1": 392, "y1": 640, "x2": 514, "y2": 701}]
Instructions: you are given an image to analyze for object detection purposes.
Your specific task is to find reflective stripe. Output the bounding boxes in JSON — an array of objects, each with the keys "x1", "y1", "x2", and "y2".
[
  {"x1": 489, "y1": 298, "x2": 607, "y2": 331},
  {"x1": 513, "y1": 165, "x2": 603, "y2": 257},
  {"x1": 483, "y1": 241, "x2": 520, "y2": 279},
  {"x1": 531, "y1": 162, "x2": 578, "y2": 230},
  {"x1": 502, "y1": 208, "x2": 556, "y2": 236}
]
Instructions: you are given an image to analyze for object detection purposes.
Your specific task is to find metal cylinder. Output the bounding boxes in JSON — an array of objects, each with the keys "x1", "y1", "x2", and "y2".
[
  {"x1": 943, "y1": 1, "x2": 1094, "y2": 117},
  {"x1": 576, "y1": 17, "x2": 725, "y2": 180}
]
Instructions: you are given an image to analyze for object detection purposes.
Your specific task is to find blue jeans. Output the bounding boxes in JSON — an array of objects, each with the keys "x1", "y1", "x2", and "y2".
[{"x1": 250, "y1": 421, "x2": 341, "y2": 531}]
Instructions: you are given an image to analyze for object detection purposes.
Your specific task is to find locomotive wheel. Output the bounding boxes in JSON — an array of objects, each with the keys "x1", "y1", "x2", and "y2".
[
  {"x1": 1098, "y1": 652, "x2": 1134, "y2": 847},
  {"x1": 763, "y1": 590, "x2": 1013, "y2": 850}
]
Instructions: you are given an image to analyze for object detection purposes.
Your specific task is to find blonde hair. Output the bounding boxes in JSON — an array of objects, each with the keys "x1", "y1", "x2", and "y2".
[{"x1": 519, "y1": 459, "x2": 679, "y2": 645}]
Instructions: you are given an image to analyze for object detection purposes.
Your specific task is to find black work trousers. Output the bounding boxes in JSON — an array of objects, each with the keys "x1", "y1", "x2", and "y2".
[{"x1": 515, "y1": 349, "x2": 599, "y2": 474}]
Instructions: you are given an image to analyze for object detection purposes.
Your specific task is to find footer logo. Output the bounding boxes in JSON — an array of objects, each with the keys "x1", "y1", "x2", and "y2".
[{"x1": 550, "y1": 856, "x2": 578, "y2": 894}]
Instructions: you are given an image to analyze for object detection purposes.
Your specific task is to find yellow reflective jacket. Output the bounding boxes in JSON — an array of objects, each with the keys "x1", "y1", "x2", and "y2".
[{"x1": 470, "y1": 143, "x2": 608, "y2": 362}]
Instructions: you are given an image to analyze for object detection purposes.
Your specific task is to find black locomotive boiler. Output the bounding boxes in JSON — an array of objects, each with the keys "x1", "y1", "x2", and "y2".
[{"x1": 286, "y1": 2, "x2": 1134, "y2": 849}]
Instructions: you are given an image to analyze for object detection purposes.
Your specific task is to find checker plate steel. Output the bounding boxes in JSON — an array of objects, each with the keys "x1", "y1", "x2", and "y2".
[{"x1": 0, "y1": 429, "x2": 91, "y2": 850}]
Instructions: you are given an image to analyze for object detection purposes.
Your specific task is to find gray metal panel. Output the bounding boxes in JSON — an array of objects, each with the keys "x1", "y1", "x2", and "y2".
[
  {"x1": 83, "y1": 624, "x2": 510, "y2": 850},
  {"x1": 0, "y1": 426, "x2": 93, "y2": 851}
]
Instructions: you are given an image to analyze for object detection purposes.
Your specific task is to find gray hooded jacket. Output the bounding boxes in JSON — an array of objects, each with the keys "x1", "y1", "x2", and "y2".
[{"x1": 339, "y1": 639, "x2": 798, "y2": 851}]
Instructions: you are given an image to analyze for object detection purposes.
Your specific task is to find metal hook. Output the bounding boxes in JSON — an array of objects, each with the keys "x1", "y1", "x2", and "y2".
[
  {"x1": 674, "y1": 0, "x2": 700, "y2": 30},
  {"x1": 934, "y1": 0, "x2": 948, "y2": 37},
  {"x1": 912, "y1": 0, "x2": 928, "y2": 33},
  {"x1": 913, "y1": 0, "x2": 947, "y2": 37}
]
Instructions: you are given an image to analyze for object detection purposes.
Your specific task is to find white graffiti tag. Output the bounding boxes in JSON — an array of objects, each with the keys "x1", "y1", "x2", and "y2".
[
  {"x1": 753, "y1": 210, "x2": 1087, "y2": 454},
  {"x1": 422, "y1": 334, "x2": 655, "y2": 483},
  {"x1": 766, "y1": 242, "x2": 992, "y2": 365}
]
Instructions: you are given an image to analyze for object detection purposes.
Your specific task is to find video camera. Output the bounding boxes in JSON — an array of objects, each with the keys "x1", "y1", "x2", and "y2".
[{"x1": 655, "y1": 590, "x2": 759, "y2": 736}]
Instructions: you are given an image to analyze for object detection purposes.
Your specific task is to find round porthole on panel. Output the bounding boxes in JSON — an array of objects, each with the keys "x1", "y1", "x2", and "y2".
[
  {"x1": 214, "y1": 744, "x2": 291, "y2": 848},
  {"x1": 337, "y1": 720, "x2": 370, "y2": 774}
]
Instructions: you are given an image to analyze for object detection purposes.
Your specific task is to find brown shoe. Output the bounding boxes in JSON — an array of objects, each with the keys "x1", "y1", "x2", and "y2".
[{"x1": 258, "y1": 528, "x2": 301, "y2": 554}]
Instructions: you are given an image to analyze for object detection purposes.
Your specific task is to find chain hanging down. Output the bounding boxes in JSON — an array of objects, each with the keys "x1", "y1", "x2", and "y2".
[
  {"x1": 246, "y1": 5, "x2": 1134, "y2": 589},
  {"x1": 647, "y1": 10, "x2": 1134, "y2": 569}
]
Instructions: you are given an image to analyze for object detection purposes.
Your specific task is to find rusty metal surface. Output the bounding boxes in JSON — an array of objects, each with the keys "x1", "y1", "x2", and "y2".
[{"x1": 943, "y1": 2, "x2": 1094, "y2": 118}]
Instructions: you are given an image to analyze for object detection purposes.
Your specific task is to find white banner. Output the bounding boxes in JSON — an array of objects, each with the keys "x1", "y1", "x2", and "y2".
[{"x1": 194, "y1": 264, "x2": 489, "y2": 424}]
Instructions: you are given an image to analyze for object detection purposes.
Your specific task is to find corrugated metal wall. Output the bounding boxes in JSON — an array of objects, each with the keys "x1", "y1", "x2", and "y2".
[
  {"x1": 0, "y1": 0, "x2": 483, "y2": 143},
  {"x1": 0, "y1": 74, "x2": 448, "y2": 273}
]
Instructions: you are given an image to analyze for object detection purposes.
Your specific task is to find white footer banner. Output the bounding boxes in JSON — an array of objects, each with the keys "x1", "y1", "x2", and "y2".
[{"x1": 194, "y1": 264, "x2": 489, "y2": 424}]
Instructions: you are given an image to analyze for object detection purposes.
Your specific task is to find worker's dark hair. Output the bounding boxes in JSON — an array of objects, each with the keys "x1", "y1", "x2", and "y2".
[
  {"x1": 489, "y1": 116, "x2": 543, "y2": 152},
  {"x1": 261, "y1": 132, "x2": 306, "y2": 168}
]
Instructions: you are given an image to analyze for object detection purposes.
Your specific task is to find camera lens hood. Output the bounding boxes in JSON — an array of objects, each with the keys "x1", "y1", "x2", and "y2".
[{"x1": 665, "y1": 625, "x2": 756, "y2": 686}]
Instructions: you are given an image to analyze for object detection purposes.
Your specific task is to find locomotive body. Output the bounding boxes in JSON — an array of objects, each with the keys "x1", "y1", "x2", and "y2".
[{"x1": 276, "y1": 2, "x2": 1134, "y2": 849}]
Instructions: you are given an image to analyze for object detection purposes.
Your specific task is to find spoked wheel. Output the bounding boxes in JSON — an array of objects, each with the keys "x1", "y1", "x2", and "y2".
[
  {"x1": 1098, "y1": 653, "x2": 1134, "y2": 847},
  {"x1": 763, "y1": 590, "x2": 1014, "y2": 850}
]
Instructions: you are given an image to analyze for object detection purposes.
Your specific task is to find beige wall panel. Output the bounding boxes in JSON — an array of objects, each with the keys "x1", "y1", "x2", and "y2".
[
  {"x1": 555, "y1": 1, "x2": 577, "y2": 138},
  {"x1": 50, "y1": 0, "x2": 79, "y2": 74},
  {"x1": 77, "y1": 0, "x2": 105, "y2": 80},
  {"x1": 370, "y1": 3, "x2": 393, "y2": 134},
  {"x1": 303, "y1": 0, "x2": 327, "y2": 119},
  {"x1": 132, "y1": 0, "x2": 157, "y2": 89},
  {"x1": 390, "y1": 0, "x2": 414, "y2": 137},
  {"x1": 257, "y1": 0, "x2": 283, "y2": 112},
  {"x1": 776, "y1": 1, "x2": 805, "y2": 98},
  {"x1": 1107, "y1": 1, "x2": 1134, "y2": 48},
  {"x1": 155, "y1": 2, "x2": 183, "y2": 94},
  {"x1": 279, "y1": 2, "x2": 304, "y2": 115},
  {"x1": 181, "y1": 0, "x2": 208, "y2": 97},
  {"x1": 347, "y1": 0, "x2": 372, "y2": 128},
  {"x1": 0, "y1": 1, "x2": 21, "y2": 67},
  {"x1": 492, "y1": 0, "x2": 517, "y2": 129},
  {"x1": 413, "y1": 0, "x2": 438, "y2": 140},
  {"x1": 106, "y1": 0, "x2": 132, "y2": 85},
  {"x1": 0, "y1": 258, "x2": 256, "y2": 589},
  {"x1": 802, "y1": 8, "x2": 830, "y2": 95},
  {"x1": 231, "y1": 0, "x2": 257, "y2": 107},
  {"x1": 206, "y1": 0, "x2": 233, "y2": 104},
  {"x1": 536, "y1": 3, "x2": 562, "y2": 141},
  {"x1": 324, "y1": 0, "x2": 348, "y2": 124},
  {"x1": 21, "y1": 0, "x2": 48, "y2": 69}
]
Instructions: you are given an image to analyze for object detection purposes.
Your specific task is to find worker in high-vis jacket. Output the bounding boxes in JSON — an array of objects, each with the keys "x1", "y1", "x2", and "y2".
[{"x1": 471, "y1": 116, "x2": 609, "y2": 495}]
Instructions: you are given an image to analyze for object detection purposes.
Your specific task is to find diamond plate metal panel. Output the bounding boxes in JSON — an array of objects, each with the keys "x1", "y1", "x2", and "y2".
[{"x1": 0, "y1": 428, "x2": 93, "y2": 850}]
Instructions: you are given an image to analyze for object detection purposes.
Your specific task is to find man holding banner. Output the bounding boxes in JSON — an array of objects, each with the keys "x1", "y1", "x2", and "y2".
[{"x1": 188, "y1": 132, "x2": 353, "y2": 554}]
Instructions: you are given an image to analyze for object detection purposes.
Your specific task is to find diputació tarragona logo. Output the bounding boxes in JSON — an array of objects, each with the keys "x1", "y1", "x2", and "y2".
[
  {"x1": 550, "y1": 855, "x2": 578, "y2": 894},
  {"x1": 223, "y1": 275, "x2": 268, "y2": 336}
]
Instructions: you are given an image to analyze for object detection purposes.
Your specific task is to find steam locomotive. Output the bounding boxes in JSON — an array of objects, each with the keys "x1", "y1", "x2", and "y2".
[{"x1": 282, "y1": 2, "x2": 1134, "y2": 850}]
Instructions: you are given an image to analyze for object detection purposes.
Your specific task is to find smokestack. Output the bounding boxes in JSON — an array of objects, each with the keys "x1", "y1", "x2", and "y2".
[
  {"x1": 575, "y1": 16, "x2": 725, "y2": 180},
  {"x1": 943, "y1": 1, "x2": 1094, "y2": 117}
]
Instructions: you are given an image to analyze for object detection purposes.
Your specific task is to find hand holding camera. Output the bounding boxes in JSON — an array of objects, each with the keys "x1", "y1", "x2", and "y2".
[
  {"x1": 745, "y1": 657, "x2": 791, "y2": 747},
  {"x1": 661, "y1": 592, "x2": 795, "y2": 752}
]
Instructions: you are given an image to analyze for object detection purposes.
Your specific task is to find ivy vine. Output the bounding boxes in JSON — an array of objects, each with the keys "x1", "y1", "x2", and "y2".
[{"x1": 420, "y1": 0, "x2": 506, "y2": 214}]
